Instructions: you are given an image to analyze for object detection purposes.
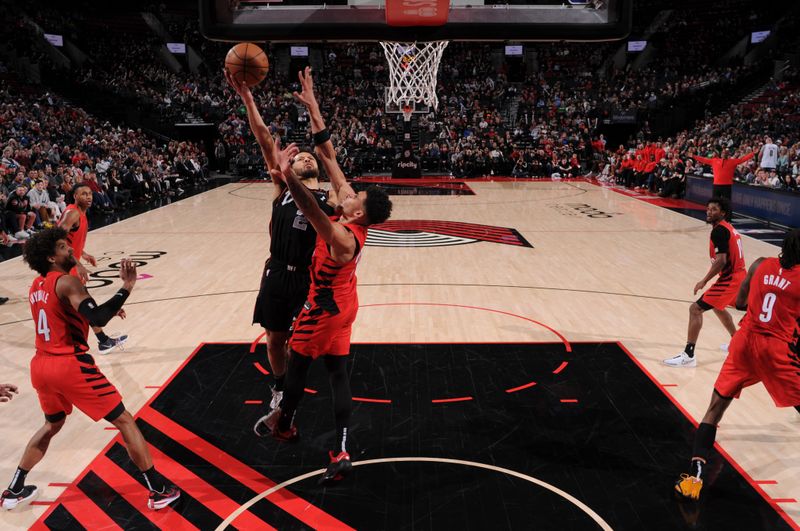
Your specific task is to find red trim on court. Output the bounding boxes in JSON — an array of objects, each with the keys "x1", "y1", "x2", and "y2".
[
  {"x1": 244, "y1": 400, "x2": 263, "y2": 404},
  {"x1": 661, "y1": 384, "x2": 678, "y2": 387},
  {"x1": 250, "y1": 332, "x2": 266, "y2": 353},
  {"x1": 103, "y1": 427, "x2": 119, "y2": 431},
  {"x1": 93, "y1": 455, "x2": 200, "y2": 530},
  {"x1": 505, "y1": 381, "x2": 537, "y2": 393},
  {"x1": 773, "y1": 499, "x2": 798, "y2": 504},
  {"x1": 360, "y1": 302, "x2": 571, "y2": 352},
  {"x1": 254, "y1": 362, "x2": 270, "y2": 375},
  {"x1": 30, "y1": 501, "x2": 54, "y2": 506},
  {"x1": 617, "y1": 341, "x2": 800, "y2": 530},
  {"x1": 48, "y1": 482, "x2": 72, "y2": 487},
  {"x1": 352, "y1": 397, "x2": 392, "y2": 404},
  {"x1": 55, "y1": 490, "x2": 123, "y2": 530},
  {"x1": 560, "y1": 399, "x2": 579, "y2": 403},
  {"x1": 756, "y1": 480, "x2": 779, "y2": 485},
  {"x1": 552, "y1": 361, "x2": 568, "y2": 374},
  {"x1": 141, "y1": 407, "x2": 354, "y2": 530},
  {"x1": 30, "y1": 343, "x2": 206, "y2": 528},
  {"x1": 432, "y1": 396, "x2": 473, "y2": 403},
  {"x1": 145, "y1": 386, "x2": 161, "y2": 389},
  {"x1": 304, "y1": 388, "x2": 318, "y2": 394},
  {"x1": 144, "y1": 446, "x2": 270, "y2": 529}
]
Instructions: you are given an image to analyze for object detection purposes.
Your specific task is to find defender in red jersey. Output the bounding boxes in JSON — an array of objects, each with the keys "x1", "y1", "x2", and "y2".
[
  {"x1": 0, "y1": 229, "x2": 179, "y2": 512},
  {"x1": 262, "y1": 129, "x2": 392, "y2": 485},
  {"x1": 58, "y1": 183, "x2": 128, "y2": 355},
  {"x1": 665, "y1": 197, "x2": 746, "y2": 367},
  {"x1": 675, "y1": 229, "x2": 800, "y2": 500}
]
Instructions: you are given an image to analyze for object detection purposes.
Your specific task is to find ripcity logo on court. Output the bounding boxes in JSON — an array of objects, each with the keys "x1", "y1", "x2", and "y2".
[
  {"x1": 366, "y1": 220, "x2": 533, "y2": 248},
  {"x1": 87, "y1": 251, "x2": 168, "y2": 289},
  {"x1": 550, "y1": 203, "x2": 620, "y2": 219}
]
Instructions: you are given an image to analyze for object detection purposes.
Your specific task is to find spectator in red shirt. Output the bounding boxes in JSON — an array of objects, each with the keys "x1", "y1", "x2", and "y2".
[{"x1": 691, "y1": 148, "x2": 757, "y2": 202}]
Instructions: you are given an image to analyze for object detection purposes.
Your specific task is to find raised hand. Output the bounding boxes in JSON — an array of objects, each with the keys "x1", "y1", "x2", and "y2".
[
  {"x1": 292, "y1": 66, "x2": 319, "y2": 110},
  {"x1": 224, "y1": 68, "x2": 252, "y2": 100},
  {"x1": 118, "y1": 259, "x2": 138, "y2": 291},
  {"x1": 276, "y1": 142, "x2": 300, "y2": 176}
]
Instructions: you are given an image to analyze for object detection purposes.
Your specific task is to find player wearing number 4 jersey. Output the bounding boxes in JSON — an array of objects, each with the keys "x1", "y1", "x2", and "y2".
[
  {"x1": 1, "y1": 229, "x2": 179, "y2": 512},
  {"x1": 665, "y1": 197, "x2": 746, "y2": 367},
  {"x1": 675, "y1": 229, "x2": 800, "y2": 500}
]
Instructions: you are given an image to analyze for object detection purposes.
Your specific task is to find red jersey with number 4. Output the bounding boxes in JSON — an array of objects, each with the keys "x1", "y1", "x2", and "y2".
[
  {"x1": 709, "y1": 220, "x2": 745, "y2": 278},
  {"x1": 29, "y1": 271, "x2": 90, "y2": 355},
  {"x1": 306, "y1": 217, "x2": 368, "y2": 315},
  {"x1": 740, "y1": 258, "x2": 800, "y2": 343},
  {"x1": 63, "y1": 204, "x2": 88, "y2": 261}
]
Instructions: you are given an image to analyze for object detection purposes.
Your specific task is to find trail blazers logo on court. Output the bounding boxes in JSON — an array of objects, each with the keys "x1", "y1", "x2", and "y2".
[{"x1": 367, "y1": 220, "x2": 533, "y2": 248}]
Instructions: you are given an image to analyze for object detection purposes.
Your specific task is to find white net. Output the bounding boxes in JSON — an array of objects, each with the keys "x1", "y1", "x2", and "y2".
[{"x1": 379, "y1": 41, "x2": 449, "y2": 111}]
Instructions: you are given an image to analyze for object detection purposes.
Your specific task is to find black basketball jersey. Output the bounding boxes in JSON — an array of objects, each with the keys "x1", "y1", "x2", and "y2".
[{"x1": 269, "y1": 187, "x2": 335, "y2": 268}]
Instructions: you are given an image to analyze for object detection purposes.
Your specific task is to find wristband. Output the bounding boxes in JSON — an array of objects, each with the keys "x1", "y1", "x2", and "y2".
[{"x1": 313, "y1": 129, "x2": 331, "y2": 146}]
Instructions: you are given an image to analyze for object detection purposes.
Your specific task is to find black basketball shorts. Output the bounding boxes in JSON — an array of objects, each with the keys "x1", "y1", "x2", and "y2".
[{"x1": 252, "y1": 265, "x2": 311, "y2": 332}]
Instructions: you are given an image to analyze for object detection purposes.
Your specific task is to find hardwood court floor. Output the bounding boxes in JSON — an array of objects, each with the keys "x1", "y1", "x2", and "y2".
[{"x1": 0, "y1": 180, "x2": 797, "y2": 529}]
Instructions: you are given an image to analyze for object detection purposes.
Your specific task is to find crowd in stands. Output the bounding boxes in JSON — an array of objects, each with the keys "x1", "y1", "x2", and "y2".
[
  {"x1": 2, "y1": 0, "x2": 800, "y2": 224},
  {"x1": 0, "y1": 86, "x2": 208, "y2": 246}
]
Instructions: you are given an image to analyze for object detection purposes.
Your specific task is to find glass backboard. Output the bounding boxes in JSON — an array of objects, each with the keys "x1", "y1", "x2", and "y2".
[{"x1": 200, "y1": 0, "x2": 632, "y2": 43}]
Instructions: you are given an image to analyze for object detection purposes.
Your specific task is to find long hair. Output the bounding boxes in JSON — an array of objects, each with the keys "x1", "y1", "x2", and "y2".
[{"x1": 779, "y1": 229, "x2": 800, "y2": 269}]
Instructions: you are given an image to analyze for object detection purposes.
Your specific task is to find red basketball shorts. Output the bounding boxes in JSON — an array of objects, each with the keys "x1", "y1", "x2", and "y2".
[
  {"x1": 699, "y1": 270, "x2": 745, "y2": 311},
  {"x1": 30, "y1": 353, "x2": 123, "y2": 421},
  {"x1": 714, "y1": 330, "x2": 800, "y2": 408},
  {"x1": 289, "y1": 304, "x2": 357, "y2": 359}
]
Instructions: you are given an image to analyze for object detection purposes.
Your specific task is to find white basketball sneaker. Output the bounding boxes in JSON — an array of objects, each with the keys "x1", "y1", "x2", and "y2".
[{"x1": 663, "y1": 351, "x2": 697, "y2": 368}]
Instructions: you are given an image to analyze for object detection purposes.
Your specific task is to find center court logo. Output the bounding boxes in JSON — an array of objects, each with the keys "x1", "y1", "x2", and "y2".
[{"x1": 367, "y1": 220, "x2": 533, "y2": 248}]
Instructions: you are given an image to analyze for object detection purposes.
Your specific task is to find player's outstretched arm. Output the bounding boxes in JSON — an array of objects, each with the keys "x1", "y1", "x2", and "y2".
[
  {"x1": 292, "y1": 67, "x2": 352, "y2": 196},
  {"x1": 735, "y1": 257, "x2": 765, "y2": 310},
  {"x1": 224, "y1": 69, "x2": 282, "y2": 193},
  {"x1": 274, "y1": 146, "x2": 356, "y2": 263},
  {"x1": 57, "y1": 259, "x2": 137, "y2": 327}
]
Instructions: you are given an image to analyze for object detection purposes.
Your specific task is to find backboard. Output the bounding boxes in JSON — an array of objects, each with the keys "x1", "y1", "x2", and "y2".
[{"x1": 200, "y1": 0, "x2": 632, "y2": 43}]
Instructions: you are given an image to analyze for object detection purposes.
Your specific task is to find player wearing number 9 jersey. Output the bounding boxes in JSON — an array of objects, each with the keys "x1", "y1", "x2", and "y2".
[{"x1": 675, "y1": 229, "x2": 800, "y2": 501}]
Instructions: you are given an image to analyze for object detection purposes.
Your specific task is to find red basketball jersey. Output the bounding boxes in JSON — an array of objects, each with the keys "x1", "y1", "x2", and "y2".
[
  {"x1": 740, "y1": 258, "x2": 800, "y2": 343},
  {"x1": 709, "y1": 220, "x2": 745, "y2": 278},
  {"x1": 29, "y1": 271, "x2": 90, "y2": 355},
  {"x1": 307, "y1": 217, "x2": 369, "y2": 315},
  {"x1": 63, "y1": 204, "x2": 88, "y2": 261}
]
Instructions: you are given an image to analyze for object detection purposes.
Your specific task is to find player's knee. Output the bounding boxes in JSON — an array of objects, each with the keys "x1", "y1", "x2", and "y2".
[
  {"x1": 44, "y1": 417, "x2": 65, "y2": 437},
  {"x1": 689, "y1": 303, "x2": 704, "y2": 315},
  {"x1": 109, "y1": 409, "x2": 134, "y2": 428}
]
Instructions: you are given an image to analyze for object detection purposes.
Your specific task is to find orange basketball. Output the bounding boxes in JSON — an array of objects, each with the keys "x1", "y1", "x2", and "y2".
[{"x1": 225, "y1": 43, "x2": 269, "y2": 87}]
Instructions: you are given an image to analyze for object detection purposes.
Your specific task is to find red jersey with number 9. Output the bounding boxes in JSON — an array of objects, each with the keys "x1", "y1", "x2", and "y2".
[
  {"x1": 29, "y1": 271, "x2": 90, "y2": 355},
  {"x1": 740, "y1": 258, "x2": 800, "y2": 343}
]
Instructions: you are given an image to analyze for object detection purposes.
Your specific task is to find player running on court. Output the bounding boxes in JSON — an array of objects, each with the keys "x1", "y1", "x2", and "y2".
[
  {"x1": 58, "y1": 183, "x2": 127, "y2": 354},
  {"x1": 675, "y1": 229, "x2": 800, "y2": 500}
]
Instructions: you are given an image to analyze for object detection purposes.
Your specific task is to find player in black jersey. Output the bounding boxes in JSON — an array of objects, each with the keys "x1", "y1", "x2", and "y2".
[{"x1": 225, "y1": 70, "x2": 339, "y2": 421}]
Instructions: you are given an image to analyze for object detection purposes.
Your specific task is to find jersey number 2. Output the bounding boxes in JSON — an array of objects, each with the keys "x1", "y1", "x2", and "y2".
[
  {"x1": 759, "y1": 292, "x2": 777, "y2": 323},
  {"x1": 37, "y1": 309, "x2": 51, "y2": 341}
]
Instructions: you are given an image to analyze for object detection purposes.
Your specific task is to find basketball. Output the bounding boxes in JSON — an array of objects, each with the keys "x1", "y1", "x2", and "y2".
[{"x1": 225, "y1": 42, "x2": 269, "y2": 87}]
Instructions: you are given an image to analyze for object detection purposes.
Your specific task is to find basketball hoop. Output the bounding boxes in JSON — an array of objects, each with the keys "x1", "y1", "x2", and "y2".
[{"x1": 380, "y1": 41, "x2": 448, "y2": 112}]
